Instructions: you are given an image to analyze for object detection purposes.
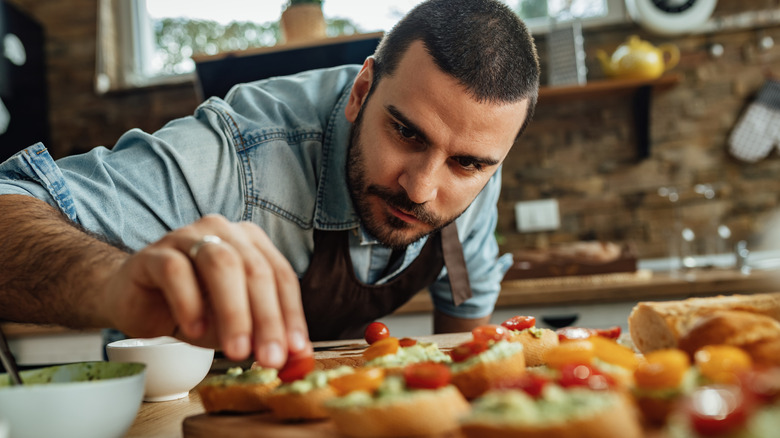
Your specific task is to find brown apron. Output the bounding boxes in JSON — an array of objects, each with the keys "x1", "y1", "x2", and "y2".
[{"x1": 299, "y1": 222, "x2": 472, "y2": 341}]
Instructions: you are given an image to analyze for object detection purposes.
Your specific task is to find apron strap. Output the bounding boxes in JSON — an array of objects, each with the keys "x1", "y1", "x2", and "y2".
[{"x1": 441, "y1": 222, "x2": 473, "y2": 306}]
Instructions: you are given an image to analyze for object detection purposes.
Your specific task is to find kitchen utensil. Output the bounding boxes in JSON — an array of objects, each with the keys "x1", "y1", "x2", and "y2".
[{"x1": 0, "y1": 326, "x2": 22, "y2": 386}]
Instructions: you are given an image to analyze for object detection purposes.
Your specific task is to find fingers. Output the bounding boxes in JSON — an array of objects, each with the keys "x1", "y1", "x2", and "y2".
[
  {"x1": 237, "y1": 223, "x2": 312, "y2": 365},
  {"x1": 161, "y1": 215, "x2": 310, "y2": 366}
]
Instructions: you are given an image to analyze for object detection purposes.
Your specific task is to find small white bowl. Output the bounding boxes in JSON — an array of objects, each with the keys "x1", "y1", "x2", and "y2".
[
  {"x1": 0, "y1": 361, "x2": 146, "y2": 438},
  {"x1": 106, "y1": 336, "x2": 214, "y2": 402}
]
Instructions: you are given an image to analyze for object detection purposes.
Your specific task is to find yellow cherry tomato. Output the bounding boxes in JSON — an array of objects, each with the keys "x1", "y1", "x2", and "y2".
[
  {"x1": 694, "y1": 345, "x2": 753, "y2": 384},
  {"x1": 328, "y1": 367, "x2": 386, "y2": 396},
  {"x1": 543, "y1": 339, "x2": 596, "y2": 369},
  {"x1": 635, "y1": 349, "x2": 690, "y2": 390},
  {"x1": 590, "y1": 336, "x2": 640, "y2": 371},
  {"x1": 363, "y1": 336, "x2": 400, "y2": 361}
]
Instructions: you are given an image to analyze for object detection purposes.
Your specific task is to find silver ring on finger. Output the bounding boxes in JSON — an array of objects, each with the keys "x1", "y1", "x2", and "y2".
[{"x1": 188, "y1": 235, "x2": 223, "y2": 260}]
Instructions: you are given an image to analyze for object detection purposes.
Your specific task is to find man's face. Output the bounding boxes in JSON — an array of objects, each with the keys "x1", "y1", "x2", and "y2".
[{"x1": 345, "y1": 41, "x2": 529, "y2": 249}]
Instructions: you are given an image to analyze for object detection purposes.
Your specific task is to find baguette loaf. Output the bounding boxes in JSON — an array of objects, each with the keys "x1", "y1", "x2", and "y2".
[{"x1": 628, "y1": 292, "x2": 780, "y2": 354}]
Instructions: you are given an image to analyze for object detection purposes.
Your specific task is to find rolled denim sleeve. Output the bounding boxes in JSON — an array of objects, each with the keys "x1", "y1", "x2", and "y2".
[
  {"x1": 0, "y1": 106, "x2": 245, "y2": 250},
  {"x1": 428, "y1": 168, "x2": 512, "y2": 319}
]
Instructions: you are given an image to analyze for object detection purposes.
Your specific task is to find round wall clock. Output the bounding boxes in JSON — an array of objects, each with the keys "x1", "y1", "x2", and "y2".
[{"x1": 625, "y1": 0, "x2": 717, "y2": 35}]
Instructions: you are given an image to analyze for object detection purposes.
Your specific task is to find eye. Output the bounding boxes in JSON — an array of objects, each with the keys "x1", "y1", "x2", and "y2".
[
  {"x1": 453, "y1": 157, "x2": 484, "y2": 172},
  {"x1": 392, "y1": 122, "x2": 417, "y2": 141}
]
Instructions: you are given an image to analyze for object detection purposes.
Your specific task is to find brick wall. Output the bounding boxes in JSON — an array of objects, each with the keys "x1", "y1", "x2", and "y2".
[{"x1": 8, "y1": 0, "x2": 780, "y2": 259}]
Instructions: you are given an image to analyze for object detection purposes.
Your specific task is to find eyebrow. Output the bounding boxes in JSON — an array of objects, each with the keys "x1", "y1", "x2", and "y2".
[{"x1": 385, "y1": 104, "x2": 501, "y2": 168}]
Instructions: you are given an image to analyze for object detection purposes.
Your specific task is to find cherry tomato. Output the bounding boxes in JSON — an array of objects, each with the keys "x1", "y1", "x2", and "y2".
[
  {"x1": 492, "y1": 373, "x2": 550, "y2": 398},
  {"x1": 684, "y1": 385, "x2": 751, "y2": 436},
  {"x1": 634, "y1": 349, "x2": 690, "y2": 390},
  {"x1": 501, "y1": 315, "x2": 536, "y2": 331},
  {"x1": 365, "y1": 322, "x2": 390, "y2": 345},
  {"x1": 403, "y1": 362, "x2": 451, "y2": 389},
  {"x1": 558, "y1": 363, "x2": 616, "y2": 391},
  {"x1": 277, "y1": 353, "x2": 315, "y2": 383},
  {"x1": 740, "y1": 367, "x2": 780, "y2": 404},
  {"x1": 399, "y1": 337, "x2": 418, "y2": 347},
  {"x1": 329, "y1": 367, "x2": 386, "y2": 396},
  {"x1": 694, "y1": 345, "x2": 753, "y2": 384},
  {"x1": 590, "y1": 336, "x2": 640, "y2": 371},
  {"x1": 449, "y1": 339, "x2": 490, "y2": 363},
  {"x1": 363, "y1": 336, "x2": 400, "y2": 361},
  {"x1": 543, "y1": 339, "x2": 595, "y2": 369},
  {"x1": 472, "y1": 324, "x2": 511, "y2": 343},
  {"x1": 556, "y1": 326, "x2": 622, "y2": 341},
  {"x1": 594, "y1": 326, "x2": 622, "y2": 339}
]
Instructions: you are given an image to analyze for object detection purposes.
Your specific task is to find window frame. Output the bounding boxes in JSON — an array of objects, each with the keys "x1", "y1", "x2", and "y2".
[{"x1": 99, "y1": 0, "x2": 628, "y2": 92}]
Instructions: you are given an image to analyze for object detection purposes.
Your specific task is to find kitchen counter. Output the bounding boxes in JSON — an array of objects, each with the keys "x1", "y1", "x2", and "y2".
[{"x1": 394, "y1": 267, "x2": 780, "y2": 314}]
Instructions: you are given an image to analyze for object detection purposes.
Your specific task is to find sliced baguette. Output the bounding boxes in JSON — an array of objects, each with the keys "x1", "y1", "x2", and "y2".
[
  {"x1": 265, "y1": 386, "x2": 336, "y2": 421},
  {"x1": 451, "y1": 348, "x2": 526, "y2": 400},
  {"x1": 197, "y1": 379, "x2": 280, "y2": 414},
  {"x1": 509, "y1": 328, "x2": 559, "y2": 367},
  {"x1": 628, "y1": 292, "x2": 780, "y2": 354},
  {"x1": 461, "y1": 390, "x2": 642, "y2": 438},
  {"x1": 326, "y1": 385, "x2": 469, "y2": 438}
]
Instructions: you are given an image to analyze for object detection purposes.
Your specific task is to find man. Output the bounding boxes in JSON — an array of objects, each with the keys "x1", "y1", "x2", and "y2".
[{"x1": 0, "y1": 0, "x2": 539, "y2": 369}]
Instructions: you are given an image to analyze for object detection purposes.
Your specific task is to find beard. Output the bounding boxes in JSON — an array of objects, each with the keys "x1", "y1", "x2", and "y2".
[{"x1": 346, "y1": 103, "x2": 458, "y2": 249}]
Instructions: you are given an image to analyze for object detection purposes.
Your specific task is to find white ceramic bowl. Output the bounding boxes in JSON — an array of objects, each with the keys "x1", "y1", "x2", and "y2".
[
  {"x1": 106, "y1": 336, "x2": 214, "y2": 402},
  {"x1": 0, "y1": 361, "x2": 146, "y2": 438}
]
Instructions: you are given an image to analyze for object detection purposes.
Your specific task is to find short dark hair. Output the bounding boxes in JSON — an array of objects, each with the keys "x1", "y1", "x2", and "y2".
[{"x1": 372, "y1": 0, "x2": 540, "y2": 137}]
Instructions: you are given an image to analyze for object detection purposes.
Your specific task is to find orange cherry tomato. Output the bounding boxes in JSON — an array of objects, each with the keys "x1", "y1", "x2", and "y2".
[
  {"x1": 399, "y1": 337, "x2": 418, "y2": 347},
  {"x1": 543, "y1": 339, "x2": 596, "y2": 369},
  {"x1": 501, "y1": 315, "x2": 536, "y2": 331},
  {"x1": 449, "y1": 339, "x2": 490, "y2": 363},
  {"x1": 403, "y1": 362, "x2": 451, "y2": 389},
  {"x1": 694, "y1": 345, "x2": 753, "y2": 384},
  {"x1": 329, "y1": 367, "x2": 386, "y2": 396},
  {"x1": 634, "y1": 349, "x2": 691, "y2": 390},
  {"x1": 365, "y1": 322, "x2": 390, "y2": 345},
  {"x1": 277, "y1": 353, "x2": 315, "y2": 383},
  {"x1": 590, "y1": 336, "x2": 640, "y2": 371},
  {"x1": 472, "y1": 324, "x2": 511, "y2": 343},
  {"x1": 363, "y1": 336, "x2": 400, "y2": 361}
]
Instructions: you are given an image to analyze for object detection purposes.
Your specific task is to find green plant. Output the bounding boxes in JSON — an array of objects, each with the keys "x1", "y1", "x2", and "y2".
[{"x1": 288, "y1": 0, "x2": 323, "y2": 6}]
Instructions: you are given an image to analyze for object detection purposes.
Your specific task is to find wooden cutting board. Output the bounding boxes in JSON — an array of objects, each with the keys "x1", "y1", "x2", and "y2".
[{"x1": 182, "y1": 333, "x2": 470, "y2": 437}]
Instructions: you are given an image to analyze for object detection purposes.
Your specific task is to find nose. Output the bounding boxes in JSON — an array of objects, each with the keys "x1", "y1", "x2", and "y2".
[{"x1": 398, "y1": 158, "x2": 439, "y2": 205}]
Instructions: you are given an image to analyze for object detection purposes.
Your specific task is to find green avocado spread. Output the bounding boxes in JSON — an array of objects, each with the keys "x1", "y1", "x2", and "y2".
[
  {"x1": 203, "y1": 366, "x2": 278, "y2": 387},
  {"x1": 364, "y1": 341, "x2": 452, "y2": 368},
  {"x1": 276, "y1": 365, "x2": 355, "y2": 394},
  {"x1": 464, "y1": 384, "x2": 620, "y2": 426},
  {"x1": 449, "y1": 340, "x2": 524, "y2": 374}
]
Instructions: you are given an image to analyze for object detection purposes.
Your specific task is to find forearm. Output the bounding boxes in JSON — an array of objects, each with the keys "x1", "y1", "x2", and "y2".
[{"x1": 0, "y1": 194, "x2": 129, "y2": 328}]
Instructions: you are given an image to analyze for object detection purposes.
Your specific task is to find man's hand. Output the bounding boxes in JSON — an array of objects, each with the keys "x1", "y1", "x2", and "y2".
[{"x1": 103, "y1": 214, "x2": 312, "y2": 368}]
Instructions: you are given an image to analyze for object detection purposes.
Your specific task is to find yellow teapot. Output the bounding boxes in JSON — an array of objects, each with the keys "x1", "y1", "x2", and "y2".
[{"x1": 596, "y1": 35, "x2": 680, "y2": 80}]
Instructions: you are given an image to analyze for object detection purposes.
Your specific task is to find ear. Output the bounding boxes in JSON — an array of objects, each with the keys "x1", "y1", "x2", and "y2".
[{"x1": 345, "y1": 57, "x2": 375, "y2": 123}]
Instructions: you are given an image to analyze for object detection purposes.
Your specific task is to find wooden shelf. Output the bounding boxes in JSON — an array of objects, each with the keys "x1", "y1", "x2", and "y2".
[
  {"x1": 538, "y1": 74, "x2": 682, "y2": 102},
  {"x1": 537, "y1": 74, "x2": 682, "y2": 159}
]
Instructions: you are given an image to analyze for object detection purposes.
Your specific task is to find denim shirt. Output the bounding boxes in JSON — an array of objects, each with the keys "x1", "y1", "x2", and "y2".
[{"x1": 0, "y1": 65, "x2": 512, "y2": 319}]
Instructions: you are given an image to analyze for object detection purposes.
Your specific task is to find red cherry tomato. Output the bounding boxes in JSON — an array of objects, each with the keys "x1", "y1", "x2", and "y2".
[
  {"x1": 493, "y1": 373, "x2": 550, "y2": 398},
  {"x1": 472, "y1": 324, "x2": 511, "y2": 343},
  {"x1": 501, "y1": 315, "x2": 536, "y2": 331},
  {"x1": 403, "y1": 362, "x2": 451, "y2": 389},
  {"x1": 365, "y1": 322, "x2": 390, "y2": 345},
  {"x1": 277, "y1": 353, "x2": 315, "y2": 383},
  {"x1": 449, "y1": 339, "x2": 490, "y2": 363},
  {"x1": 594, "y1": 326, "x2": 622, "y2": 339},
  {"x1": 556, "y1": 325, "x2": 622, "y2": 341},
  {"x1": 685, "y1": 385, "x2": 751, "y2": 436},
  {"x1": 740, "y1": 367, "x2": 780, "y2": 404},
  {"x1": 557, "y1": 363, "x2": 615, "y2": 391},
  {"x1": 399, "y1": 337, "x2": 418, "y2": 347}
]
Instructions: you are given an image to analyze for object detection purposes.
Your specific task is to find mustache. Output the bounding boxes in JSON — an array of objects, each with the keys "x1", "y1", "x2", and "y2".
[{"x1": 366, "y1": 184, "x2": 440, "y2": 226}]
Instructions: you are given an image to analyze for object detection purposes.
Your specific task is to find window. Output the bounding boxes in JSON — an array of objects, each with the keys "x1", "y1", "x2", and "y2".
[{"x1": 97, "y1": 0, "x2": 626, "y2": 92}]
